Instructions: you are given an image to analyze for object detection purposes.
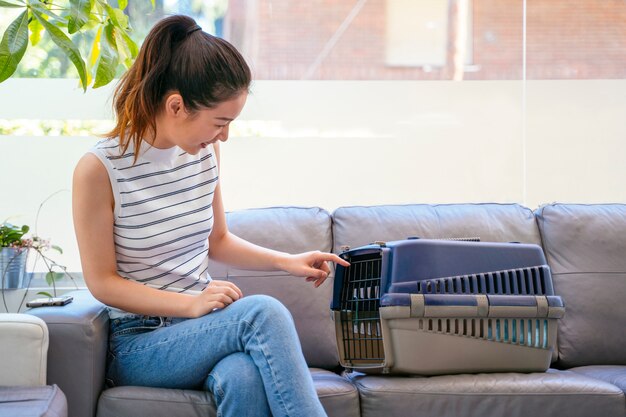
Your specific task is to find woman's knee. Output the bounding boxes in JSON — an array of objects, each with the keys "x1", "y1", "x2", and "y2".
[
  {"x1": 205, "y1": 352, "x2": 263, "y2": 393},
  {"x1": 237, "y1": 294, "x2": 293, "y2": 324}
]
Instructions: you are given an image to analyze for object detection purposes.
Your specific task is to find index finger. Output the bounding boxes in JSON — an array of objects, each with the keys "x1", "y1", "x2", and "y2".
[{"x1": 318, "y1": 252, "x2": 350, "y2": 267}]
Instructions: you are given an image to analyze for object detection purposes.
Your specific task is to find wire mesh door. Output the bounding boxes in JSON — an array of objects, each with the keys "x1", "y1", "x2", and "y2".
[{"x1": 338, "y1": 252, "x2": 385, "y2": 367}]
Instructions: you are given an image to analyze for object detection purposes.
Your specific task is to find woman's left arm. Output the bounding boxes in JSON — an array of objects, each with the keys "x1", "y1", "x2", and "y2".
[{"x1": 208, "y1": 143, "x2": 349, "y2": 287}]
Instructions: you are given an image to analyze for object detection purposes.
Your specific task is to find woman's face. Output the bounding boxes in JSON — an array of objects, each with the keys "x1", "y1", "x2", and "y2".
[{"x1": 155, "y1": 91, "x2": 248, "y2": 154}]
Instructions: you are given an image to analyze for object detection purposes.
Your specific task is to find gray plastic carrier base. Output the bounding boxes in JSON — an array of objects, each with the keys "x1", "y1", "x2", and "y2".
[
  {"x1": 334, "y1": 310, "x2": 559, "y2": 375},
  {"x1": 380, "y1": 315, "x2": 557, "y2": 375}
]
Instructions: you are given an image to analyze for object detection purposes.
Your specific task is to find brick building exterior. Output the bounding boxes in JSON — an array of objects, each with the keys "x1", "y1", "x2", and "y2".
[{"x1": 224, "y1": 0, "x2": 626, "y2": 80}]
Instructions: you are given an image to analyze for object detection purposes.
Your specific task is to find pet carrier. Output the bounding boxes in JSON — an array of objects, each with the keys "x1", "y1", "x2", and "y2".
[{"x1": 331, "y1": 238, "x2": 565, "y2": 375}]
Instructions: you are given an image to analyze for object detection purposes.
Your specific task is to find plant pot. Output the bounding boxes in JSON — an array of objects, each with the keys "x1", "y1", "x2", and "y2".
[{"x1": 1, "y1": 248, "x2": 30, "y2": 290}]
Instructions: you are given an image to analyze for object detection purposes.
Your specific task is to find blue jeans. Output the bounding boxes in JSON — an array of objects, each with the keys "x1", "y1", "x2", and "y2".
[{"x1": 106, "y1": 295, "x2": 327, "y2": 417}]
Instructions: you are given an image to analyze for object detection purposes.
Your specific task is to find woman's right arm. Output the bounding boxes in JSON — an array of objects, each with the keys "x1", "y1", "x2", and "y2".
[{"x1": 72, "y1": 153, "x2": 241, "y2": 318}]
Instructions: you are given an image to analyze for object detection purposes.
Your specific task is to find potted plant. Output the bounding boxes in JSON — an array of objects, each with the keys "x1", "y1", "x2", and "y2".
[
  {"x1": 0, "y1": 222, "x2": 31, "y2": 289},
  {"x1": 1, "y1": 219, "x2": 76, "y2": 314}
]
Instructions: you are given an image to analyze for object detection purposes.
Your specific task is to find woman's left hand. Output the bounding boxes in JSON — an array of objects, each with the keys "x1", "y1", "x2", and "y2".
[{"x1": 280, "y1": 251, "x2": 350, "y2": 288}]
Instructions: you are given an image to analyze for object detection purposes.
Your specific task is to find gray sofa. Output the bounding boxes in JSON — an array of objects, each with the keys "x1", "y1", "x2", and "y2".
[{"x1": 29, "y1": 203, "x2": 626, "y2": 417}]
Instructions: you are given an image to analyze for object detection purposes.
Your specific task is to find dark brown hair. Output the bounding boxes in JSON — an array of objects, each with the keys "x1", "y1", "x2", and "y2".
[{"x1": 105, "y1": 15, "x2": 251, "y2": 159}]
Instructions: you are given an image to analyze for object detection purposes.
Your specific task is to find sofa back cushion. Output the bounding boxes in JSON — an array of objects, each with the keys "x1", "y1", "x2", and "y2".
[
  {"x1": 332, "y1": 203, "x2": 542, "y2": 253},
  {"x1": 535, "y1": 203, "x2": 626, "y2": 367},
  {"x1": 206, "y1": 207, "x2": 338, "y2": 369}
]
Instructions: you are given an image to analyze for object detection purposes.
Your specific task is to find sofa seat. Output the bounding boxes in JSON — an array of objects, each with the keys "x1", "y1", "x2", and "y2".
[
  {"x1": 0, "y1": 385, "x2": 68, "y2": 417},
  {"x1": 310, "y1": 368, "x2": 360, "y2": 417},
  {"x1": 569, "y1": 365, "x2": 626, "y2": 394},
  {"x1": 347, "y1": 369, "x2": 625, "y2": 417},
  {"x1": 97, "y1": 368, "x2": 359, "y2": 417}
]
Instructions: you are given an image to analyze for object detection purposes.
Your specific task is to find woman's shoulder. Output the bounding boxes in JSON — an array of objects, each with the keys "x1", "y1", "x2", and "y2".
[
  {"x1": 75, "y1": 151, "x2": 109, "y2": 183},
  {"x1": 90, "y1": 137, "x2": 122, "y2": 156}
]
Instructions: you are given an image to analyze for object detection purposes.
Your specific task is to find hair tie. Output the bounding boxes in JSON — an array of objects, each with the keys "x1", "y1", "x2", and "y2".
[{"x1": 187, "y1": 24, "x2": 202, "y2": 35}]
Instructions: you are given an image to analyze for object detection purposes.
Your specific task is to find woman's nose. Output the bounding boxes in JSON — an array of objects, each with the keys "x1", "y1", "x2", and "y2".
[{"x1": 217, "y1": 125, "x2": 230, "y2": 142}]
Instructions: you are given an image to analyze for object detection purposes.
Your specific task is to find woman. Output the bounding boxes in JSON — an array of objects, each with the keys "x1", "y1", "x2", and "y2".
[{"x1": 72, "y1": 14, "x2": 348, "y2": 417}]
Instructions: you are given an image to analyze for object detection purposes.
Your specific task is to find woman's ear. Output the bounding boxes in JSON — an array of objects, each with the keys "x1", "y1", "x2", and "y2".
[{"x1": 164, "y1": 93, "x2": 185, "y2": 118}]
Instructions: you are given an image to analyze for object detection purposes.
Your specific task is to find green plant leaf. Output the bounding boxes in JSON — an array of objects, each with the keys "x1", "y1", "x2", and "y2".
[
  {"x1": 28, "y1": 10, "x2": 45, "y2": 46},
  {"x1": 31, "y1": 7, "x2": 88, "y2": 91},
  {"x1": 51, "y1": 245, "x2": 63, "y2": 254},
  {"x1": 45, "y1": 271, "x2": 54, "y2": 285},
  {"x1": 37, "y1": 291, "x2": 53, "y2": 298},
  {"x1": 93, "y1": 0, "x2": 105, "y2": 15},
  {"x1": 113, "y1": 26, "x2": 132, "y2": 66},
  {"x1": 93, "y1": 22, "x2": 118, "y2": 88},
  {"x1": 44, "y1": 272, "x2": 64, "y2": 285},
  {"x1": 82, "y1": 12, "x2": 101, "y2": 31},
  {"x1": 86, "y1": 24, "x2": 102, "y2": 85},
  {"x1": 118, "y1": 0, "x2": 127, "y2": 10},
  {"x1": 119, "y1": 29, "x2": 138, "y2": 59},
  {"x1": 21, "y1": 225, "x2": 29, "y2": 233},
  {"x1": 0, "y1": 0, "x2": 24, "y2": 8},
  {"x1": 29, "y1": 2, "x2": 67, "y2": 25},
  {"x1": 0, "y1": 10, "x2": 29, "y2": 83},
  {"x1": 105, "y1": 5, "x2": 129, "y2": 31},
  {"x1": 68, "y1": 0, "x2": 94, "y2": 34}
]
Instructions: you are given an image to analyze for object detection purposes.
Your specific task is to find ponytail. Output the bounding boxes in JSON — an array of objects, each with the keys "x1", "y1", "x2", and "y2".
[{"x1": 105, "y1": 15, "x2": 252, "y2": 161}]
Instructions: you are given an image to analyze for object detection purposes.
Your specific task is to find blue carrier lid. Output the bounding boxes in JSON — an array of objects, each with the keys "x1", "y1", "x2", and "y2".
[
  {"x1": 331, "y1": 238, "x2": 554, "y2": 311},
  {"x1": 384, "y1": 239, "x2": 548, "y2": 290}
]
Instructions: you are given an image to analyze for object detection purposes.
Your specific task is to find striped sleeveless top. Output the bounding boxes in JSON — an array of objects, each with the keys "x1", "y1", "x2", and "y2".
[{"x1": 89, "y1": 138, "x2": 217, "y2": 300}]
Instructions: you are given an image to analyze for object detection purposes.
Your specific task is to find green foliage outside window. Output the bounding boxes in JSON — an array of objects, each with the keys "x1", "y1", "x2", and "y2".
[{"x1": 0, "y1": 0, "x2": 155, "y2": 90}]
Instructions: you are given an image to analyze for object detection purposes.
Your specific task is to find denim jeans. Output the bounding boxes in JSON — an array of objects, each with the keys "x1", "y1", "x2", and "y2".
[{"x1": 106, "y1": 294, "x2": 327, "y2": 417}]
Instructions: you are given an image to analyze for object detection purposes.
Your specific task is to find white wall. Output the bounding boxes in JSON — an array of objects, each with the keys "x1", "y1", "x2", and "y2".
[
  {"x1": 525, "y1": 80, "x2": 626, "y2": 206},
  {"x1": 1, "y1": 78, "x2": 625, "y2": 276}
]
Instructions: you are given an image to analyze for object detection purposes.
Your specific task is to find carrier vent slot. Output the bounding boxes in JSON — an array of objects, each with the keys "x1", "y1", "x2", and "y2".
[
  {"x1": 417, "y1": 265, "x2": 550, "y2": 295},
  {"x1": 417, "y1": 316, "x2": 551, "y2": 350}
]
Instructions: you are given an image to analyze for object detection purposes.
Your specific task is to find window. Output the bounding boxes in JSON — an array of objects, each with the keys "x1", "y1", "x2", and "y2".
[
  {"x1": 385, "y1": 0, "x2": 449, "y2": 68},
  {"x1": 0, "y1": 0, "x2": 624, "y2": 281}
]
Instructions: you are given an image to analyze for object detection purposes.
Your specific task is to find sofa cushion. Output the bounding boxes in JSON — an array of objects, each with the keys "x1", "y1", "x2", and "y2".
[
  {"x1": 348, "y1": 370, "x2": 625, "y2": 417},
  {"x1": 0, "y1": 384, "x2": 68, "y2": 417},
  {"x1": 97, "y1": 386, "x2": 214, "y2": 417},
  {"x1": 206, "y1": 206, "x2": 339, "y2": 369},
  {"x1": 310, "y1": 368, "x2": 360, "y2": 417},
  {"x1": 569, "y1": 365, "x2": 626, "y2": 394},
  {"x1": 332, "y1": 203, "x2": 542, "y2": 254},
  {"x1": 97, "y1": 369, "x2": 358, "y2": 417},
  {"x1": 535, "y1": 203, "x2": 626, "y2": 367}
]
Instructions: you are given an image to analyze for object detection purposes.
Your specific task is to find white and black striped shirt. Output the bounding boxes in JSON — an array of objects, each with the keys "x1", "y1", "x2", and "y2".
[{"x1": 90, "y1": 138, "x2": 217, "y2": 307}]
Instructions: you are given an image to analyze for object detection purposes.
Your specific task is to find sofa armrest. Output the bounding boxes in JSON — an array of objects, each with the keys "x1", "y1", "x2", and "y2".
[
  {"x1": 28, "y1": 289, "x2": 109, "y2": 417},
  {"x1": 0, "y1": 314, "x2": 49, "y2": 386}
]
